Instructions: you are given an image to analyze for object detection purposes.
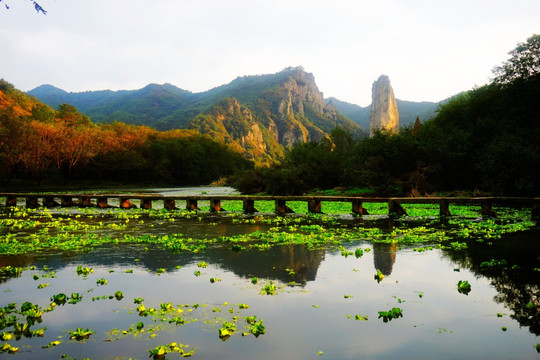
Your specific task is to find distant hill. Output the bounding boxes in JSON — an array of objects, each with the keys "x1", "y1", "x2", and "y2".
[{"x1": 326, "y1": 97, "x2": 439, "y2": 130}]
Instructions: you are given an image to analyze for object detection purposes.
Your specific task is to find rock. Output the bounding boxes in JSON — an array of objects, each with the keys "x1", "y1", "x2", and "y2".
[{"x1": 369, "y1": 75, "x2": 399, "y2": 136}]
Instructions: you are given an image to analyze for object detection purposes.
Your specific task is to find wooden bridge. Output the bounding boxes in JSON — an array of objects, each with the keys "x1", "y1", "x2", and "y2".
[{"x1": 1, "y1": 192, "x2": 538, "y2": 219}]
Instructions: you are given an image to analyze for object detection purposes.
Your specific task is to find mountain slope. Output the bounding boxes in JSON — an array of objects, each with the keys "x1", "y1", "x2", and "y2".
[{"x1": 29, "y1": 67, "x2": 364, "y2": 162}]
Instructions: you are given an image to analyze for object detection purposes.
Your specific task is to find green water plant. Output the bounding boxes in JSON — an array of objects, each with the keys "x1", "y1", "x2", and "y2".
[
  {"x1": 374, "y1": 269, "x2": 384, "y2": 283},
  {"x1": 96, "y1": 278, "x2": 108, "y2": 286},
  {"x1": 51, "y1": 293, "x2": 67, "y2": 305},
  {"x1": 457, "y1": 280, "x2": 472, "y2": 295},
  {"x1": 69, "y1": 328, "x2": 94, "y2": 341},
  {"x1": 378, "y1": 307, "x2": 403, "y2": 322}
]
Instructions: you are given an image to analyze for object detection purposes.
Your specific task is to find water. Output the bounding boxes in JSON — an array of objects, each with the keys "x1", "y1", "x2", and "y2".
[{"x1": 0, "y1": 188, "x2": 539, "y2": 359}]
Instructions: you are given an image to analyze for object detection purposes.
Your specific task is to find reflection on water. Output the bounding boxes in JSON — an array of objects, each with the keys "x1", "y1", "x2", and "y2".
[
  {"x1": 373, "y1": 242, "x2": 398, "y2": 275},
  {"x1": 0, "y1": 201, "x2": 539, "y2": 359},
  {"x1": 442, "y1": 229, "x2": 540, "y2": 335}
]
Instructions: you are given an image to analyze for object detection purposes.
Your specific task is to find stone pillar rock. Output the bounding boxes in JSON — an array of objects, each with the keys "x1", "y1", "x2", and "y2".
[{"x1": 369, "y1": 75, "x2": 399, "y2": 136}]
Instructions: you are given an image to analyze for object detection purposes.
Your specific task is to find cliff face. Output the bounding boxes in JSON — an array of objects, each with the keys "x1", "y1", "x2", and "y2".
[{"x1": 369, "y1": 75, "x2": 399, "y2": 136}]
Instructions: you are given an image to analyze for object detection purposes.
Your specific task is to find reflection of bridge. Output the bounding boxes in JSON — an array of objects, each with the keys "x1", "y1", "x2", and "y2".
[{"x1": 1, "y1": 193, "x2": 538, "y2": 218}]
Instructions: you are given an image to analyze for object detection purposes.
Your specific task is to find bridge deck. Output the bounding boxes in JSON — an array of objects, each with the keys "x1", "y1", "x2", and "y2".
[{"x1": 0, "y1": 192, "x2": 538, "y2": 219}]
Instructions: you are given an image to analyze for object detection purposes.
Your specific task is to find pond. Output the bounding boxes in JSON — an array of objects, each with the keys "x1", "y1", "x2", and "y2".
[{"x1": 0, "y1": 188, "x2": 539, "y2": 359}]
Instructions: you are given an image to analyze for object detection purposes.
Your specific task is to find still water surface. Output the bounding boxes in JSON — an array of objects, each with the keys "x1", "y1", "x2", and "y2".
[{"x1": 0, "y1": 188, "x2": 538, "y2": 359}]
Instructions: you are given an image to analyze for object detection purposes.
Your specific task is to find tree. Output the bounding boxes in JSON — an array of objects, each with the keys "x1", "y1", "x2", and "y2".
[
  {"x1": 0, "y1": 0, "x2": 46, "y2": 14},
  {"x1": 492, "y1": 34, "x2": 540, "y2": 85}
]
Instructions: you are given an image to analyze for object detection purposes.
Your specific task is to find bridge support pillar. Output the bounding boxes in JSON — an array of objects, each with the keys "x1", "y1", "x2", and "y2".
[
  {"x1": 44, "y1": 196, "x2": 59, "y2": 208},
  {"x1": 243, "y1": 199, "x2": 257, "y2": 213},
  {"x1": 388, "y1": 200, "x2": 407, "y2": 217},
  {"x1": 61, "y1": 196, "x2": 74, "y2": 207},
  {"x1": 531, "y1": 199, "x2": 539, "y2": 221},
  {"x1": 98, "y1": 197, "x2": 109, "y2": 208},
  {"x1": 163, "y1": 198, "x2": 176, "y2": 210},
  {"x1": 210, "y1": 199, "x2": 222, "y2": 212},
  {"x1": 186, "y1": 199, "x2": 198, "y2": 211},
  {"x1": 439, "y1": 199, "x2": 451, "y2": 217},
  {"x1": 120, "y1": 197, "x2": 136, "y2": 209},
  {"x1": 141, "y1": 199, "x2": 153, "y2": 210},
  {"x1": 481, "y1": 199, "x2": 496, "y2": 217},
  {"x1": 26, "y1": 196, "x2": 39, "y2": 208},
  {"x1": 352, "y1": 200, "x2": 369, "y2": 215},
  {"x1": 307, "y1": 199, "x2": 322, "y2": 214},
  {"x1": 275, "y1": 199, "x2": 294, "y2": 215},
  {"x1": 6, "y1": 195, "x2": 17, "y2": 207}
]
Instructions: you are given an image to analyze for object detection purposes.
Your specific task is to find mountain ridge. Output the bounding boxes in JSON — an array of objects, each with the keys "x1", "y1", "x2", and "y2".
[{"x1": 28, "y1": 67, "x2": 441, "y2": 162}]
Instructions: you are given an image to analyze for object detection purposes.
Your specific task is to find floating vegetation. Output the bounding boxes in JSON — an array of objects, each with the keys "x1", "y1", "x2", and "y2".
[
  {"x1": 378, "y1": 307, "x2": 403, "y2": 322},
  {"x1": 69, "y1": 328, "x2": 94, "y2": 341},
  {"x1": 374, "y1": 269, "x2": 384, "y2": 283},
  {"x1": 457, "y1": 280, "x2": 472, "y2": 295}
]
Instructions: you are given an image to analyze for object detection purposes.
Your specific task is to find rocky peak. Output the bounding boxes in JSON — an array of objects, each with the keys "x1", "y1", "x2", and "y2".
[{"x1": 369, "y1": 75, "x2": 399, "y2": 136}]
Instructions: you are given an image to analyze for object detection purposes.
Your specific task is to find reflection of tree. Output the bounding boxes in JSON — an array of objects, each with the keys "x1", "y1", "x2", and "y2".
[
  {"x1": 372, "y1": 242, "x2": 397, "y2": 275},
  {"x1": 0, "y1": 242, "x2": 325, "y2": 287},
  {"x1": 442, "y1": 229, "x2": 540, "y2": 335}
]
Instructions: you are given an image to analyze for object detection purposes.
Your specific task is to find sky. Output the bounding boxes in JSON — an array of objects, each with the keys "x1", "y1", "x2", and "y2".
[{"x1": 1, "y1": 0, "x2": 539, "y2": 106}]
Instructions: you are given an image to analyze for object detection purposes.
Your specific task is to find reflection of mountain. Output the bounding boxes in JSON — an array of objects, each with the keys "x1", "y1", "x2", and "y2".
[
  {"x1": 209, "y1": 244, "x2": 325, "y2": 285},
  {"x1": 372, "y1": 242, "x2": 398, "y2": 275},
  {"x1": 442, "y1": 229, "x2": 540, "y2": 335},
  {"x1": 0, "y1": 243, "x2": 325, "y2": 287}
]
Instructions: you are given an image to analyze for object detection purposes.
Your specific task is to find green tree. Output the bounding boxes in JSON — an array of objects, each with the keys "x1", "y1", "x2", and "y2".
[{"x1": 493, "y1": 34, "x2": 540, "y2": 85}]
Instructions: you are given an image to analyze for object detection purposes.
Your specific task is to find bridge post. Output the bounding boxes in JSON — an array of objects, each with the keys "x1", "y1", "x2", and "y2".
[
  {"x1": 26, "y1": 196, "x2": 39, "y2": 208},
  {"x1": 6, "y1": 195, "x2": 17, "y2": 207},
  {"x1": 141, "y1": 198, "x2": 153, "y2": 210},
  {"x1": 532, "y1": 198, "x2": 540, "y2": 221},
  {"x1": 120, "y1": 197, "x2": 136, "y2": 209},
  {"x1": 243, "y1": 199, "x2": 257, "y2": 213},
  {"x1": 79, "y1": 196, "x2": 93, "y2": 207},
  {"x1": 388, "y1": 200, "x2": 407, "y2": 217},
  {"x1": 481, "y1": 199, "x2": 496, "y2": 217},
  {"x1": 275, "y1": 199, "x2": 294, "y2": 215},
  {"x1": 210, "y1": 199, "x2": 222, "y2": 212},
  {"x1": 439, "y1": 199, "x2": 451, "y2": 217},
  {"x1": 44, "y1": 196, "x2": 59, "y2": 208},
  {"x1": 98, "y1": 197, "x2": 109, "y2": 208},
  {"x1": 186, "y1": 199, "x2": 198, "y2": 211},
  {"x1": 352, "y1": 199, "x2": 369, "y2": 215},
  {"x1": 307, "y1": 199, "x2": 322, "y2": 214},
  {"x1": 163, "y1": 198, "x2": 177, "y2": 210},
  {"x1": 61, "y1": 196, "x2": 74, "y2": 207}
]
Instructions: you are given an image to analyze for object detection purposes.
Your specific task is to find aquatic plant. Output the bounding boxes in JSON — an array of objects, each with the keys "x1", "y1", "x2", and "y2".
[
  {"x1": 457, "y1": 280, "x2": 472, "y2": 295},
  {"x1": 69, "y1": 328, "x2": 94, "y2": 341},
  {"x1": 378, "y1": 307, "x2": 403, "y2": 322},
  {"x1": 374, "y1": 269, "x2": 384, "y2": 283}
]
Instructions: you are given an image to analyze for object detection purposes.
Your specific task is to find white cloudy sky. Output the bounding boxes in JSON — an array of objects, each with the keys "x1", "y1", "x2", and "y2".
[{"x1": 1, "y1": 0, "x2": 538, "y2": 106}]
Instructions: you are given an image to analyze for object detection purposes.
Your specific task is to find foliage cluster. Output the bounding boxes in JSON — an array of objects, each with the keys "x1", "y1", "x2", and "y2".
[{"x1": 0, "y1": 83, "x2": 252, "y2": 187}]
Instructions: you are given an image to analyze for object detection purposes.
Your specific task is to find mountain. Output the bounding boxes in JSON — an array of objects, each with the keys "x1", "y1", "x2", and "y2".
[
  {"x1": 28, "y1": 67, "x2": 441, "y2": 162},
  {"x1": 29, "y1": 67, "x2": 364, "y2": 162},
  {"x1": 326, "y1": 97, "x2": 439, "y2": 130}
]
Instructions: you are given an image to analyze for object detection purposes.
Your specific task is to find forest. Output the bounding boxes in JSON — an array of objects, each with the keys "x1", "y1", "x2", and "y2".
[{"x1": 0, "y1": 81, "x2": 252, "y2": 188}]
